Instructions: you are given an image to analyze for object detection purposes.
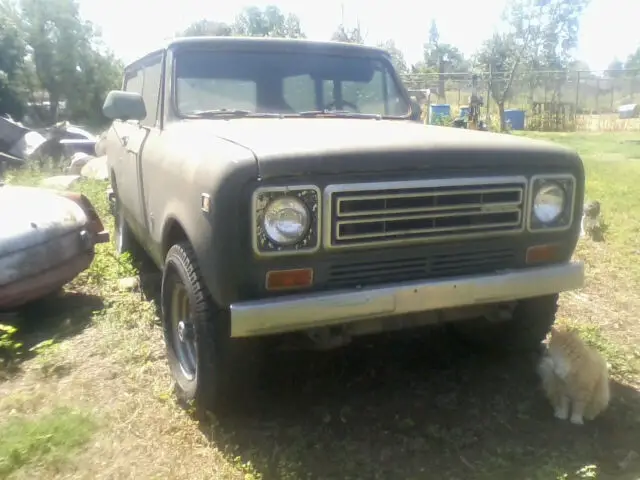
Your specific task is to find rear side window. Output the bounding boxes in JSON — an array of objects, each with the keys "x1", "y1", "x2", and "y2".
[
  {"x1": 141, "y1": 58, "x2": 162, "y2": 127},
  {"x1": 121, "y1": 55, "x2": 163, "y2": 127},
  {"x1": 124, "y1": 69, "x2": 143, "y2": 95}
]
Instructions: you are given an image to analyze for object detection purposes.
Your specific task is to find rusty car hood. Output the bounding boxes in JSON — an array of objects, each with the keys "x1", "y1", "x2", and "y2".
[
  {"x1": 0, "y1": 185, "x2": 88, "y2": 257},
  {"x1": 185, "y1": 118, "x2": 581, "y2": 179}
]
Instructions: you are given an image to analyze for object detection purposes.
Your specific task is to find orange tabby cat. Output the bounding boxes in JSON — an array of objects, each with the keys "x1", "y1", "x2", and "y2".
[{"x1": 537, "y1": 325, "x2": 610, "y2": 425}]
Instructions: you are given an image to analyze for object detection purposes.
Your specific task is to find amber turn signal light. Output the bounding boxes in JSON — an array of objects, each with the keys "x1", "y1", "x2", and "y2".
[
  {"x1": 526, "y1": 244, "x2": 560, "y2": 265},
  {"x1": 265, "y1": 268, "x2": 314, "y2": 291}
]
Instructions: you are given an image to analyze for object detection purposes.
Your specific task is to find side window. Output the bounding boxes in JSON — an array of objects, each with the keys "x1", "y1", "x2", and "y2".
[
  {"x1": 319, "y1": 66, "x2": 404, "y2": 115},
  {"x1": 385, "y1": 73, "x2": 409, "y2": 116},
  {"x1": 283, "y1": 75, "x2": 316, "y2": 111},
  {"x1": 141, "y1": 57, "x2": 162, "y2": 128},
  {"x1": 342, "y1": 70, "x2": 385, "y2": 114},
  {"x1": 123, "y1": 69, "x2": 143, "y2": 95},
  {"x1": 321, "y1": 77, "x2": 384, "y2": 113}
]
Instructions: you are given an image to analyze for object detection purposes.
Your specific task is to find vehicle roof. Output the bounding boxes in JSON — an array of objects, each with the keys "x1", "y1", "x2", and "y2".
[{"x1": 124, "y1": 36, "x2": 390, "y2": 71}]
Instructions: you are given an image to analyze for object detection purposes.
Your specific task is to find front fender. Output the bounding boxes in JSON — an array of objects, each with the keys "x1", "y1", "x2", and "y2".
[{"x1": 157, "y1": 159, "x2": 257, "y2": 308}]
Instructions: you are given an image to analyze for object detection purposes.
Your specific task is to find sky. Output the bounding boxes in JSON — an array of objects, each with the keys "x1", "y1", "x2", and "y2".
[{"x1": 78, "y1": 0, "x2": 639, "y2": 72}]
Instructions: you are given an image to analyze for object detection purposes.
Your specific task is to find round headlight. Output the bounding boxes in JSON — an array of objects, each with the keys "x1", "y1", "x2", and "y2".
[
  {"x1": 533, "y1": 182, "x2": 565, "y2": 224},
  {"x1": 263, "y1": 196, "x2": 310, "y2": 245}
]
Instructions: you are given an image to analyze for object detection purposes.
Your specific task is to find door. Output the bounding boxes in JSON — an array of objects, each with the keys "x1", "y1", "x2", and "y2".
[
  {"x1": 115, "y1": 54, "x2": 163, "y2": 239},
  {"x1": 113, "y1": 67, "x2": 145, "y2": 231}
]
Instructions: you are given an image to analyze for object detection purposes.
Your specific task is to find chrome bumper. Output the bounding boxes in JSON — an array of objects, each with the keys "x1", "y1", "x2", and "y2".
[{"x1": 230, "y1": 262, "x2": 584, "y2": 338}]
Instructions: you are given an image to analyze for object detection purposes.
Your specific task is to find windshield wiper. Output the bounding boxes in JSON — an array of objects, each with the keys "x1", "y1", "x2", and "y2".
[
  {"x1": 294, "y1": 110, "x2": 382, "y2": 120},
  {"x1": 183, "y1": 109, "x2": 281, "y2": 119}
]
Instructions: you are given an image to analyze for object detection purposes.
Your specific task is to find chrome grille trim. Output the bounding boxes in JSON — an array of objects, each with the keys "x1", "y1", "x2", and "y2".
[{"x1": 323, "y1": 176, "x2": 528, "y2": 250}]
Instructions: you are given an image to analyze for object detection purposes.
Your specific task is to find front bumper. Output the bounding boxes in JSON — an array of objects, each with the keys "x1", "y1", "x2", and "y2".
[{"x1": 230, "y1": 261, "x2": 584, "y2": 338}]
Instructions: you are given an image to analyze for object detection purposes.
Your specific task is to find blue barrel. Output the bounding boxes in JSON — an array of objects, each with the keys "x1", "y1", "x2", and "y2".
[
  {"x1": 504, "y1": 109, "x2": 525, "y2": 130},
  {"x1": 459, "y1": 106, "x2": 470, "y2": 118},
  {"x1": 430, "y1": 104, "x2": 451, "y2": 124}
]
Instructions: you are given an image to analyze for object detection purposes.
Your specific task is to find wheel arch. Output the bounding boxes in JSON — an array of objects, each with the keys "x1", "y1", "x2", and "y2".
[{"x1": 159, "y1": 214, "x2": 228, "y2": 308}]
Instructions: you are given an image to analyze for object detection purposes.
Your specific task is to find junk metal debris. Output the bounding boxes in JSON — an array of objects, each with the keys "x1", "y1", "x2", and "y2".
[
  {"x1": 0, "y1": 115, "x2": 99, "y2": 175},
  {"x1": 0, "y1": 183, "x2": 110, "y2": 310}
]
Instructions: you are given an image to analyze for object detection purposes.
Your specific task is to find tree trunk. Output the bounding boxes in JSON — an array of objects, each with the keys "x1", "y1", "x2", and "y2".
[
  {"x1": 498, "y1": 102, "x2": 506, "y2": 131},
  {"x1": 438, "y1": 60, "x2": 446, "y2": 102},
  {"x1": 49, "y1": 96, "x2": 59, "y2": 123}
]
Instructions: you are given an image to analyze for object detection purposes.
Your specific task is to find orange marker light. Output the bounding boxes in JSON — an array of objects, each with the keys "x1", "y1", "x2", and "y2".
[
  {"x1": 526, "y1": 244, "x2": 560, "y2": 265},
  {"x1": 265, "y1": 268, "x2": 314, "y2": 291}
]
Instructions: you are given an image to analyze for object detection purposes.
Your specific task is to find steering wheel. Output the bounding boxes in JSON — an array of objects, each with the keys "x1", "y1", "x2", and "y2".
[{"x1": 323, "y1": 100, "x2": 360, "y2": 113}]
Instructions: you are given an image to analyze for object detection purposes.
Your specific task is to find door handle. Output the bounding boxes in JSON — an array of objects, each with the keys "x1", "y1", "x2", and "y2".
[{"x1": 121, "y1": 136, "x2": 129, "y2": 147}]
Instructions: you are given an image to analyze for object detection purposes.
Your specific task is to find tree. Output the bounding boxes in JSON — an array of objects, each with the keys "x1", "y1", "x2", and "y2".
[
  {"x1": 475, "y1": 0, "x2": 589, "y2": 130},
  {"x1": 232, "y1": 5, "x2": 305, "y2": 38},
  {"x1": 0, "y1": 0, "x2": 28, "y2": 118},
  {"x1": 15, "y1": 0, "x2": 122, "y2": 127},
  {"x1": 331, "y1": 23, "x2": 365, "y2": 44},
  {"x1": 476, "y1": 34, "x2": 521, "y2": 130},
  {"x1": 179, "y1": 19, "x2": 232, "y2": 37},
  {"x1": 65, "y1": 43, "x2": 123, "y2": 127},
  {"x1": 423, "y1": 20, "x2": 468, "y2": 100},
  {"x1": 378, "y1": 39, "x2": 408, "y2": 75},
  {"x1": 606, "y1": 58, "x2": 625, "y2": 78},
  {"x1": 625, "y1": 47, "x2": 640, "y2": 72},
  {"x1": 20, "y1": 0, "x2": 85, "y2": 121}
]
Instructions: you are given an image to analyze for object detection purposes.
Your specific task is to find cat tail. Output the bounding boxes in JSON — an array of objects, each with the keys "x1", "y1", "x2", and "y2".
[{"x1": 586, "y1": 370, "x2": 611, "y2": 420}]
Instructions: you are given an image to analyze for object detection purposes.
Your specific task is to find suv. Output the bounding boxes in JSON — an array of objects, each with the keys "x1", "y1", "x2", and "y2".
[{"x1": 102, "y1": 36, "x2": 585, "y2": 413}]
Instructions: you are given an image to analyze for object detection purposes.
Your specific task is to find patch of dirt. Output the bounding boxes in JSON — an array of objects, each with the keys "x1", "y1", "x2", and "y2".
[
  {"x1": 2, "y1": 314, "x2": 640, "y2": 480},
  {"x1": 2, "y1": 247, "x2": 639, "y2": 479},
  {"x1": 0, "y1": 323, "x2": 241, "y2": 480}
]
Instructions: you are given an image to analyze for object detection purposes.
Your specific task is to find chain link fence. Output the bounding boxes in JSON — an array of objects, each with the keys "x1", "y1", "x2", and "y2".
[{"x1": 400, "y1": 70, "x2": 640, "y2": 131}]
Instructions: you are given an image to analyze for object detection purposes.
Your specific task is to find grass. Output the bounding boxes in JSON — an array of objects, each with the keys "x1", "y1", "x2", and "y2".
[
  {"x1": 0, "y1": 407, "x2": 97, "y2": 477},
  {"x1": 1, "y1": 133, "x2": 640, "y2": 479}
]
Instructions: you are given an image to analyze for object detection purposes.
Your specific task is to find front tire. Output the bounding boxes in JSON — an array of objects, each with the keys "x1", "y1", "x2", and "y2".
[
  {"x1": 452, "y1": 295, "x2": 558, "y2": 352},
  {"x1": 161, "y1": 242, "x2": 261, "y2": 415}
]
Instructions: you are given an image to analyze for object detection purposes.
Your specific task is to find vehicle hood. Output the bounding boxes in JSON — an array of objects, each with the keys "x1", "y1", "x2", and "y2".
[
  {"x1": 196, "y1": 118, "x2": 580, "y2": 179},
  {"x1": 0, "y1": 185, "x2": 88, "y2": 256}
]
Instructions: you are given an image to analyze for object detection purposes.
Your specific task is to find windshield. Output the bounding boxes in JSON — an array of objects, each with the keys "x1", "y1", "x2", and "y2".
[{"x1": 174, "y1": 50, "x2": 411, "y2": 118}]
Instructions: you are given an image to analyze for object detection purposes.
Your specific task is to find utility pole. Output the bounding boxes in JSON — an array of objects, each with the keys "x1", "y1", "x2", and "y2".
[{"x1": 486, "y1": 64, "x2": 492, "y2": 124}]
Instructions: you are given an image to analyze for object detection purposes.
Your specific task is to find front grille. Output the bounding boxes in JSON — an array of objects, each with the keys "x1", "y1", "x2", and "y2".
[
  {"x1": 326, "y1": 246, "x2": 518, "y2": 289},
  {"x1": 325, "y1": 177, "x2": 527, "y2": 249}
]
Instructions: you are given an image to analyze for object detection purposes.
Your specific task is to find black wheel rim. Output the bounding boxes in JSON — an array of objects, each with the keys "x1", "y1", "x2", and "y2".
[{"x1": 170, "y1": 281, "x2": 197, "y2": 381}]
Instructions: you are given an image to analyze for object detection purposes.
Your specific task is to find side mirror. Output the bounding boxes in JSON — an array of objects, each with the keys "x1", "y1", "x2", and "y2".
[
  {"x1": 102, "y1": 90, "x2": 146, "y2": 122},
  {"x1": 409, "y1": 97, "x2": 422, "y2": 122}
]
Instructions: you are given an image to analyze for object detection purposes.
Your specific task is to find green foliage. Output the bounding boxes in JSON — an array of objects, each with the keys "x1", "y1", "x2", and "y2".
[
  {"x1": 377, "y1": 39, "x2": 408, "y2": 75},
  {"x1": 179, "y1": 19, "x2": 232, "y2": 37},
  {"x1": 473, "y1": 0, "x2": 590, "y2": 130},
  {"x1": 0, "y1": 407, "x2": 96, "y2": 476},
  {"x1": 625, "y1": 47, "x2": 640, "y2": 73},
  {"x1": 423, "y1": 21, "x2": 468, "y2": 75},
  {"x1": 0, "y1": 324, "x2": 23, "y2": 366},
  {"x1": 331, "y1": 23, "x2": 365, "y2": 44},
  {"x1": 0, "y1": 0, "x2": 122, "y2": 127},
  {"x1": 233, "y1": 5, "x2": 305, "y2": 38},
  {"x1": 0, "y1": 0, "x2": 29, "y2": 118},
  {"x1": 430, "y1": 114, "x2": 454, "y2": 127},
  {"x1": 179, "y1": 5, "x2": 305, "y2": 39}
]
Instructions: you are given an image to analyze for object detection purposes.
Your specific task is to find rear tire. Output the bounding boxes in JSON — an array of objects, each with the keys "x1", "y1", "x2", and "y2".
[
  {"x1": 114, "y1": 194, "x2": 141, "y2": 257},
  {"x1": 451, "y1": 295, "x2": 558, "y2": 352},
  {"x1": 113, "y1": 193, "x2": 156, "y2": 273},
  {"x1": 161, "y1": 242, "x2": 262, "y2": 416}
]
